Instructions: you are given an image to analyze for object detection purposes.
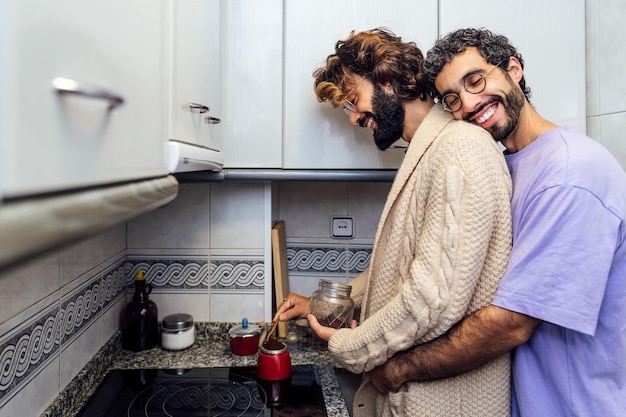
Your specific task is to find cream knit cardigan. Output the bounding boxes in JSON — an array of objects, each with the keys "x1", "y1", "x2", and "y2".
[{"x1": 328, "y1": 105, "x2": 513, "y2": 417}]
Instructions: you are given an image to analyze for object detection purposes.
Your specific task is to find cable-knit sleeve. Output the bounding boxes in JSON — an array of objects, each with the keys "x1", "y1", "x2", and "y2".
[
  {"x1": 347, "y1": 269, "x2": 368, "y2": 308},
  {"x1": 327, "y1": 123, "x2": 512, "y2": 373}
]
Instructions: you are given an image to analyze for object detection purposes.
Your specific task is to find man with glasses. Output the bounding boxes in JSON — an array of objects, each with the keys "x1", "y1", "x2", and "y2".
[
  {"x1": 274, "y1": 28, "x2": 513, "y2": 417},
  {"x1": 367, "y1": 28, "x2": 626, "y2": 417}
]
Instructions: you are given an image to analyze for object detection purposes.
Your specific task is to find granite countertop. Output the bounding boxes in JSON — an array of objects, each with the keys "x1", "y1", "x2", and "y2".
[{"x1": 44, "y1": 322, "x2": 351, "y2": 417}]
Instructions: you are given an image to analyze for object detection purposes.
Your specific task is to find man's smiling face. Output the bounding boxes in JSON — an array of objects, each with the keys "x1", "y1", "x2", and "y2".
[{"x1": 435, "y1": 47, "x2": 525, "y2": 143}]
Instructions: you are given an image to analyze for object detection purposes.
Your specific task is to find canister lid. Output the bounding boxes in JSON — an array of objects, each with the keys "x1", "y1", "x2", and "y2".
[
  {"x1": 228, "y1": 317, "x2": 261, "y2": 338},
  {"x1": 162, "y1": 313, "x2": 194, "y2": 331}
]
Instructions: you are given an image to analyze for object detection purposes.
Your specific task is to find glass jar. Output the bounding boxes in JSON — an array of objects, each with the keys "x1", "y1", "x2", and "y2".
[{"x1": 308, "y1": 280, "x2": 354, "y2": 329}]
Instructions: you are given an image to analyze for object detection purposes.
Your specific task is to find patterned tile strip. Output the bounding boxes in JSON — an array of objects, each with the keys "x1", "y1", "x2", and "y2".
[{"x1": 0, "y1": 260, "x2": 126, "y2": 407}]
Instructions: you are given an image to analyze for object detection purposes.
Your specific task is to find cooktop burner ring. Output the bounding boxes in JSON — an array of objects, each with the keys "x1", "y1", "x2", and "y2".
[{"x1": 76, "y1": 365, "x2": 327, "y2": 417}]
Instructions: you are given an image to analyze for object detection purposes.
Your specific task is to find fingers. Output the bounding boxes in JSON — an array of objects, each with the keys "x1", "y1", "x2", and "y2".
[
  {"x1": 366, "y1": 368, "x2": 392, "y2": 394},
  {"x1": 366, "y1": 366, "x2": 401, "y2": 394},
  {"x1": 273, "y1": 293, "x2": 311, "y2": 322},
  {"x1": 307, "y1": 314, "x2": 337, "y2": 342}
]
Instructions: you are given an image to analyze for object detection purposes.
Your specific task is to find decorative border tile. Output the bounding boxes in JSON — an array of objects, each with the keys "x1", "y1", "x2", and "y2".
[
  {"x1": 127, "y1": 257, "x2": 265, "y2": 291},
  {"x1": 287, "y1": 245, "x2": 371, "y2": 275},
  {"x1": 210, "y1": 259, "x2": 264, "y2": 290},
  {"x1": 0, "y1": 259, "x2": 126, "y2": 408},
  {"x1": 128, "y1": 260, "x2": 209, "y2": 290}
]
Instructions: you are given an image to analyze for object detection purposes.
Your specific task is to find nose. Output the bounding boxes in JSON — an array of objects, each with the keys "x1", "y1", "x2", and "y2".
[
  {"x1": 458, "y1": 89, "x2": 482, "y2": 114},
  {"x1": 346, "y1": 110, "x2": 361, "y2": 126}
]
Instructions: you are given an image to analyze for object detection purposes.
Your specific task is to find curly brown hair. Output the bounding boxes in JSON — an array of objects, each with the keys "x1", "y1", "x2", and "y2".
[{"x1": 313, "y1": 28, "x2": 429, "y2": 107}]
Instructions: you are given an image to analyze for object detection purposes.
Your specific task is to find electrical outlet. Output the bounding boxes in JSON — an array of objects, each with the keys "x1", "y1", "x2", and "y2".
[{"x1": 331, "y1": 216, "x2": 354, "y2": 238}]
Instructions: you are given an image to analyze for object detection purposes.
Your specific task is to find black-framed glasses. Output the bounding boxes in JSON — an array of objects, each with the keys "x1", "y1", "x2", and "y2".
[{"x1": 441, "y1": 60, "x2": 504, "y2": 112}]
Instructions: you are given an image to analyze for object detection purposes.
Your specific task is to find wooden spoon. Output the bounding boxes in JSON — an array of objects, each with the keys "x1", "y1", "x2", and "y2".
[{"x1": 266, "y1": 317, "x2": 281, "y2": 341}]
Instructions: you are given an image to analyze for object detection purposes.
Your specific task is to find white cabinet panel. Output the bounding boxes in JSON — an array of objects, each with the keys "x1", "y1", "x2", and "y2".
[
  {"x1": 0, "y1": 0, "x2": 167, "y2": 199},
  {"x1": 167, "y1": 0, "x2": 222, "y2": 151},
  {"x1": 220, "y1": 0, "x2": 283, "y2": 168},
  {"x1": 439, "y1": 0, "x2": 586, "y2": 130},
  {"x1": 283, "y1": 0, "x2": 438, "y2": 169}
]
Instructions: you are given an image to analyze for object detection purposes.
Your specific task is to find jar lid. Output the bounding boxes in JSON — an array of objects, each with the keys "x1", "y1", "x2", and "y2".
[
  {"x1": 162, "y1": 313, "x2": 194, "y2": 331},
  {"x1": 228, "y1": 317, "x2": 261, "y2": 338}
]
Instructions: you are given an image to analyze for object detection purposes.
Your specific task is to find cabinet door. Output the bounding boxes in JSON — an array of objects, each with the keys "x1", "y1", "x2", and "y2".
[
  {"x1": 439, "y1": 0, "x2": 586, "y2": 130},
  {"x1": 283, "y1": 0, "x2": 438, "y2": 169},
  {"x1": 0, "y1": 0, "x2": 167, "y2": 199},
  {"x1": 220, "y1": 0, "x2": 283, "y2": 168},
  {"x1": 167, "y1": 0, "x2": 222, "y2": 151}
]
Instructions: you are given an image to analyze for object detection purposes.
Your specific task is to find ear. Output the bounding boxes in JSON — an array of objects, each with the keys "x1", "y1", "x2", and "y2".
[{"x1": 505, "y1": 56, "x2": 524, "y2": 83}]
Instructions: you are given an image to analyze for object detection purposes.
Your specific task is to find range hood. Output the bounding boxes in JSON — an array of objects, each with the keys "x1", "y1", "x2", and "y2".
[{"x1": 166, "y1": 139, "x2": 224, "y2": 173}]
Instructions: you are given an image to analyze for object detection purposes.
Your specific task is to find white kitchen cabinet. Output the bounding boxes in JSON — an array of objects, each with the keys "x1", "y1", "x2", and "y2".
[
  {"x1": 0, "y1": 0, "x2": 168, "y2": 199},
  {"x1": 165, "y1": 0, "x2": 224, "y2": 173},
  {"x1": 282, "y1": 0, "x2": 438, "y2": 169},
  {"x1": 167, "y1": 0, "x2": 222, "y2": 151},
  {"x1": 439, "y1": 0, "x2": 586, "y2": 130},
  {"x1": 219, "y1": 0, "x2": 283, "y2": 168}
]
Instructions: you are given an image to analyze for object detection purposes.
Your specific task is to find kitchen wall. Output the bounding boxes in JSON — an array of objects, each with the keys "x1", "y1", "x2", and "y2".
[
  {"x1": 0, "y1": 1, "x2": 624, "y2": 415},
  {"x1": 586, "y1": 0, "x2": 626, "y2": 163}
]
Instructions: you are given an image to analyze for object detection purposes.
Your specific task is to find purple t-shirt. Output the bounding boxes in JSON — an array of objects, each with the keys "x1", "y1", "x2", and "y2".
[{"x1": 493, "y1": 126, "x2": 626, "y2": 416}]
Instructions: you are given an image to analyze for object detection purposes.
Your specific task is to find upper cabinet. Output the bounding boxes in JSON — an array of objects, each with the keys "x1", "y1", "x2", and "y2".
[
  {"x1": 0, "y1": 0, "x2": 168, "y2": 199},
  {"x1": 167, "y1": 0, "x2": 222, "y2": 150},
  {"x1": 0, "y1": 0, "x2": 588, "y2": 183},
  {"x1": 165, "y1": 0, "x2": 224, "y2": 173},
  {"x1": 219, "y1": 0, "x2": 283, "y2": 169},
  {"x1": 439, "y1": 0, "x2": 586, "y2": 130},
  {"x1": 282, "y1": 0, "x2": 438, "y2": 169}
]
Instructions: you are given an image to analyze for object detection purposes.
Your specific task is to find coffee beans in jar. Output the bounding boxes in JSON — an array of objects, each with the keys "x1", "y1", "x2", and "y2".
[{"x1": 308, "y1": 280, "x2": 354, "y2": 329}]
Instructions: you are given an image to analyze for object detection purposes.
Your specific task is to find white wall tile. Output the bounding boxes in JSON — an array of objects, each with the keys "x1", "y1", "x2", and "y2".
[
  {"x1": 0, "y1": 251, "x2": 59, "y2": 325},
  {"x1": 149, "y1": 292, "x2": 210, "y2": 322},
  {"x1": 103, "y1": 222, "x2": 127, "y2": 260},
  {"x1": 278, "y1": 182, "x2": 348, "y2": 239},
  {"x1": 102, "y1": 295, "x2": 126, "y2": 342},
  {"x1": 210, "y1": 183, "x2": 266, "y2": 249},
  {"x1": 597, "y1": 0, "x2": 626, "y2": 114},
  {"x1": 347, "y1": 182, "x2": 390, "y2": 240},
  {"x1": 60, "y1": 234, "x2": 103, "y2": 287},
  {"x1": 595, "y1": 112, "x2": 626, "y2": 169},
  {"x1": 128, "y1": 183, "x2": 210, "y2": 249},
  {"x1": 0, "y1": 357, "x2": 60, "y2": 417},
  {"x1": 585, "y1": 0, "x2": 600, "y2": 117},
  {"x1": 586, "y1": 115, "x2": 601, "y2": 142},
  {"x1": 209, "y1": 292, "x2": 265, "y2": 322},
  {"x1": 60, "y1": 319, "x2": 103, "y2": 390}
]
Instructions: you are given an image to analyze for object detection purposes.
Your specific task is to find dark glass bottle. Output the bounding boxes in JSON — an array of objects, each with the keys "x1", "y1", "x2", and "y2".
[{"x1": 122, "y1": 270, "x2": 158, "y2": 351}]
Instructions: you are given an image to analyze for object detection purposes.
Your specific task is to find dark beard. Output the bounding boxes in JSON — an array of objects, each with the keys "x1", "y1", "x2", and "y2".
[
  {"x1": 488, "y1": 75, "x2": 526, "y2": 142},
  {"x1": 359, "y1": 84, "x2": 405, "y2": 151}
]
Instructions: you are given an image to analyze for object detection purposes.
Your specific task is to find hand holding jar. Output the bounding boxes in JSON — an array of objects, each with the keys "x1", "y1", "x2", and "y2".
[{"x1": 307, "y1": 280, "x2": 355, "y2": 329}]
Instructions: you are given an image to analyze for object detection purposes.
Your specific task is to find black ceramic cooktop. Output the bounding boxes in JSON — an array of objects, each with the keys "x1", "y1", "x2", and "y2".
[{"x1": 76, "y1": 364, "x2": 327, "y2": 416}]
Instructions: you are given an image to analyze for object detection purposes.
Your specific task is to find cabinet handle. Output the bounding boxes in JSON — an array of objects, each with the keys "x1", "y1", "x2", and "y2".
[
  {"x1": 52, "y1": 77, "x2": 125, "y2": 110},
  {"x1": 189, "y1": 103, "x2": 209, "y2": 113},
  {"x1": 189, "y1": 103, "x2": 220, "y2": 123}
]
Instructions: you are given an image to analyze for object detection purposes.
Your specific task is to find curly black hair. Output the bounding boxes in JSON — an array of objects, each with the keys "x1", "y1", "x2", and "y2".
[
  {"x1": 313, "y1": 28, "x2": 429, "y2": 107},
  {"x1": 424, "y1": 28, "x2": 531, "y2": 103}
]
